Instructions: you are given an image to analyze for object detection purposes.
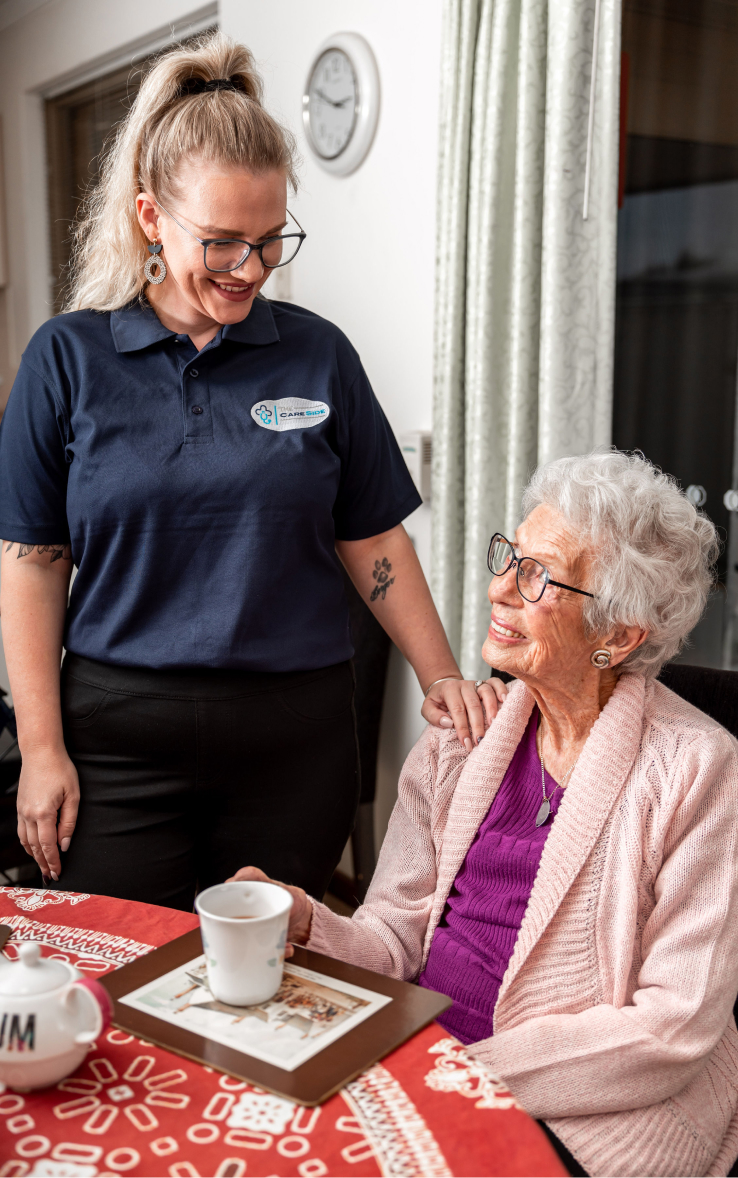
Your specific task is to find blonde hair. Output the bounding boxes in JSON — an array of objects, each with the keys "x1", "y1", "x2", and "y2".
[{"x1": 65, "y1": 31, "x2": 298, "y2": 313}]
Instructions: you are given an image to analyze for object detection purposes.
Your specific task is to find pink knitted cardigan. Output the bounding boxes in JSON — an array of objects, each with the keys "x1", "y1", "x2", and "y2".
[{"x1": 307, "y1": 674, "x2": 738, "y2": 1177}]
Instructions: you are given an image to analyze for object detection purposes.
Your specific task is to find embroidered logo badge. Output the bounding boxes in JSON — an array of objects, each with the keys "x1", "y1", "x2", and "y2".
[{"x1": 251, "y1": 398, "x2": 330, "y2": 432}]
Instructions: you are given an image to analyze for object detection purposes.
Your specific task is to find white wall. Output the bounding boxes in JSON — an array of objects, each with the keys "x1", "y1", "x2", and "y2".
[{"x1": 220, "y1": 0, "x2": 444, "y2": 843}]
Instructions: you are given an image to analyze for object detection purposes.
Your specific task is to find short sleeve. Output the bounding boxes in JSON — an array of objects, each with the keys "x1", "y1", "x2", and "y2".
[
  {"x1": 0, "y1": 357, "x2": 70, "y2": 544},
  {"x1": 332, "y1": 366, "x2": 422, "y2": 541}
]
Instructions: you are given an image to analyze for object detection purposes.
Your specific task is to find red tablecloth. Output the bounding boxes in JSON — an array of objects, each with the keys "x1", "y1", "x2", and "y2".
[{"x1": 0, "y1": 887, "x2": 565, "y2": 1177}]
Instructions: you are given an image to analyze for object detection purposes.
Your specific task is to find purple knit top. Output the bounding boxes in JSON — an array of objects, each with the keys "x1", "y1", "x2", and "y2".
[{"x1": 418, "y1": 710, "x2": 561, "y2": 1045}]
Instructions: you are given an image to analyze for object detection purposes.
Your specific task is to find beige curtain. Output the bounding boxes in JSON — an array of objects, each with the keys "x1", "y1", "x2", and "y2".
[{"x1": 432, "y1": 0, "x2": 622, "y2": 677}]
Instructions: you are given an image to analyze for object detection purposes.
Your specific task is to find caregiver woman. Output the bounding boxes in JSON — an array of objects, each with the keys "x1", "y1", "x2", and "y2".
[{"x1": 0, "y1": 34, "x2": 501, "y2": 909}]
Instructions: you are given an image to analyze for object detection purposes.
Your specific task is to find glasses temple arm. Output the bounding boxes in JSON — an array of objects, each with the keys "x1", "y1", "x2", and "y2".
[
  {"x1": 287, "y1": 208, "x2": 305, "y2": 233},
  {"x1": 155, "y1": 201, "x2": 203, "y2": 245},
  {"x1": 547, "y1": 579, "x2": 595, "y2": 599}
]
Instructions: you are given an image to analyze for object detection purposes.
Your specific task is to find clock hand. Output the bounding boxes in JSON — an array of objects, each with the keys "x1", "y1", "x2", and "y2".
[
  {"x1": 315, "y1": 88, "x2": 354, "y2": 109},
  {"x1": 315, "y1": 88, "x2": 341, "y2": 108}
]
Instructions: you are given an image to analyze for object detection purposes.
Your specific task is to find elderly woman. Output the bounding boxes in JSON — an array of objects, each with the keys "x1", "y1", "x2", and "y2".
[{"x1": 234, "y1": 450, "x2": 738, "y2": 1178}]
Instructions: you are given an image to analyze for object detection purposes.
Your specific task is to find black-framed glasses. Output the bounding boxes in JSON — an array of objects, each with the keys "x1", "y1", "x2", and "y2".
[
  {"x1": 156, "y1": 201, "x2": 306, "y2": 272},
  {"x1": 487, "y1": 533, "x2": 595, "y2": 603}
]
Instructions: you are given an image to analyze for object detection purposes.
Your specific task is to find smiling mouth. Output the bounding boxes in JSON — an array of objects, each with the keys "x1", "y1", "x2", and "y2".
[
  {"x1": 209, "y1": 280, "x2": 255, "y2": 297},
  {"x1": 489, "y1": 618, "x2": 526, "y2": 639}
]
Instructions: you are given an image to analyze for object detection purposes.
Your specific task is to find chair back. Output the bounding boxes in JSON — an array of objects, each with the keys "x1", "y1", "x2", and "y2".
[
  {"x1": 657, "y1": 662, "x2": 738, "y2": 1027},
  {"x1": 657, "y1": 663, "x2": 738, "y2": 740}
]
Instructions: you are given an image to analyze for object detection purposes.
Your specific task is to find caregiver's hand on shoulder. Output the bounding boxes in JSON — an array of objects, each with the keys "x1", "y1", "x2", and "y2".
[
  {"x1": 16, "y1": 747, "x2": 79, "y2": 881},
  {"x1": 421, "y1": 676, "x2": 510, "y2": 752},
  {"x1": 227, "y1": 866, "x2": 312, "y2": 957}
]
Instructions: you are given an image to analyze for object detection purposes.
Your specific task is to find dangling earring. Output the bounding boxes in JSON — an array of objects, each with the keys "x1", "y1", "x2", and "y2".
[
  {"x1": 144, "y1": 240, "x2": 167, "y2": 284},
  {"x1": 590, "y1": 649, "x2": 611, "y2": 668}
]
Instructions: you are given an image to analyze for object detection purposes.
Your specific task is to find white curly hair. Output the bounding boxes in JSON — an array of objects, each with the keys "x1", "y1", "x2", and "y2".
[{"x1": 521, "y1": 450, "x2": 720, "y2": 678}]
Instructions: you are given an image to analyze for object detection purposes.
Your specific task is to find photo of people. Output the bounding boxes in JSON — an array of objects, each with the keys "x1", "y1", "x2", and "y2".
[{"x1": 120, "y1": 956, "x2": 391, "y2": 1072}]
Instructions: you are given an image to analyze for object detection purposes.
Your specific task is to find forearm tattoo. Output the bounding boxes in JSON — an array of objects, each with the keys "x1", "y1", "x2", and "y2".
[
  {"x1": 370, "y1": 557, "x2": 395, "y2": 602},
  {"x1": 4, "y1": 541, "x2": 72, "y2": 562}
]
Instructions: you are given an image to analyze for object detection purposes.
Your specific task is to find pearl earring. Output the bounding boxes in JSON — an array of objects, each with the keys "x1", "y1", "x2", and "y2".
[{"x1": 144, "y1": 240, "x2": 167, "y2": 284}]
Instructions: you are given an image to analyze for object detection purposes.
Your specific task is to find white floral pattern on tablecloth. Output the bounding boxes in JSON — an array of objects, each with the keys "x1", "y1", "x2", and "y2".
[
  {"x1": 424, "y1": 1038, "x2": 521, "y2": 1110},
  {"x1": 226, "y1": 1092, "x2": 296, "y2": 1134},
  {"x1": 2, "y1": 888, "x2": 91, "y2": 912}
]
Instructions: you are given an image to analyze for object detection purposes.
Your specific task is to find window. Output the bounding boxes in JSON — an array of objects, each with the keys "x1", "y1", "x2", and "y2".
[{"x1": 613, "y1": 0, "x2": 738, "y2": 667}]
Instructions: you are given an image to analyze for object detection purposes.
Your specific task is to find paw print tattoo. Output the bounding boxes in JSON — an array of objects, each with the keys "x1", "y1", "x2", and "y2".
[{"x1": 370, "y1": 557, "x2": 395, "y2": 602}]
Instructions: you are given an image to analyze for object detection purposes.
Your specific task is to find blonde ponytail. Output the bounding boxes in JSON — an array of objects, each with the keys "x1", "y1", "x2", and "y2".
[{"x1": 65, "y1": 31, "x2": 297, "y2": 313}]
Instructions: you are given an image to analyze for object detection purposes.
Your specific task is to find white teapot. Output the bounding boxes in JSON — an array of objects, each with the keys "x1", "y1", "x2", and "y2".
[{"x1": 0, "y1": 942, "x2": 112, "y2": 1090}]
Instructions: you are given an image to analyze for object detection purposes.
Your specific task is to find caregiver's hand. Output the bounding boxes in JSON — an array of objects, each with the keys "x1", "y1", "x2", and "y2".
[
  {"x1": 422, "y1": 676, "x2": 509, "y2": 751},
  {"x1": 16, "y1": 747, "x2": 79, "y2": 880},
  {"x1": 337, "y1": 528, "x2": 510, "y2": 753},
  {"x1": 227, "y1": 866, "x2": 312, "y2": 957}
]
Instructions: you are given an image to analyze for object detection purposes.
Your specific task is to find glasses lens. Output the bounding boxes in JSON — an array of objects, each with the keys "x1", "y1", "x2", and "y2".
[
  {"x1": 517, "y1": 558, "x2": 549, "y2": 602},
  {"x1": 204, "y1": 241, "x2": 249, "y2": 272},
  {"x1": 488, "y1": 535, "x2": 514, "y2": 574},
  {"x1": 261, "y1": 235, "x2": 302, "y2": 269}
]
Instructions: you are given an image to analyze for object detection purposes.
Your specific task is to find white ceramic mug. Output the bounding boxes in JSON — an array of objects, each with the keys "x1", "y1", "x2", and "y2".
[{"x1": 195, "y1": 881, "x2": 293, "y2": 1006}]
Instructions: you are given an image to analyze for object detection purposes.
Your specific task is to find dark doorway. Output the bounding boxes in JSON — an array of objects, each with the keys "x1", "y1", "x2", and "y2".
[
  {"x1": 46, "y1": 66, "x2": 147, "y2": 313},
  {"x1": 45, "y1": 32, "x2": 215, "y2": 312}
]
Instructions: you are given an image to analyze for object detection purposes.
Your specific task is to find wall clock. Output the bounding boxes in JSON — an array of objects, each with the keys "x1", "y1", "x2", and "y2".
[{"x1": 303, "y1": 32, "x2": 380, "y2": 176}]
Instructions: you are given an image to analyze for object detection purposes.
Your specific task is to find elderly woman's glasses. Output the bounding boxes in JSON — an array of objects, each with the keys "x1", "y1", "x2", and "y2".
[
  {"x1": 487, "y1": 533, "x2": 595, "y2": 603},
  {"x1": 156, "y1": 202, "x2": 306, "y2": 271}
]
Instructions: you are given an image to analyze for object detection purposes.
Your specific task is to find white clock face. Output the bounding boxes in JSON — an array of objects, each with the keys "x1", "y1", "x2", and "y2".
[{"x1": 306, "y1": 48, "x2": 358, "y2": 160}]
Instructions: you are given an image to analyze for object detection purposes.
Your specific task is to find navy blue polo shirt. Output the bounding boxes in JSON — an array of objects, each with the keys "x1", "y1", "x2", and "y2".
[{"x1": 0, "y1": 297, "x2": 421, "y2": 671}]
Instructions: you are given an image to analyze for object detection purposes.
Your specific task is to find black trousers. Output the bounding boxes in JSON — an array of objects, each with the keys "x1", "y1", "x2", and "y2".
[
  {"x1": 57, "y1": 654, "x2": 360, "y2": 911},
  {"x1": 538, "y1": 1122, "x2": 588, "y2": 1176}
]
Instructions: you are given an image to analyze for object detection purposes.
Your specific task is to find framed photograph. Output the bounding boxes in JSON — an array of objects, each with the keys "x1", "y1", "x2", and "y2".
[
  {"x1": 104, "y1": 929, "x2": 451, "y2": 1105},
  {"x1": 119, "y1": 954, "x2": 392, "y2": 1072}
]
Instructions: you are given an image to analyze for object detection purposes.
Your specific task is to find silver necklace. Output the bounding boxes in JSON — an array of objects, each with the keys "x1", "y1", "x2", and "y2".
[{"x1": 535, "y1": 725, "x2": 577, "y2": 828}]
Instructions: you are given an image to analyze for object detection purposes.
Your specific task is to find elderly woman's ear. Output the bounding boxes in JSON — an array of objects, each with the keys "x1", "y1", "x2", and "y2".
[{"x1": 599, "y1": 623, "x2": 649, "y2": 669}]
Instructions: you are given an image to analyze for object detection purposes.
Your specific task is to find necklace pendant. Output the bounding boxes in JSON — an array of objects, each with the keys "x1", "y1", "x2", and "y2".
[{"x1": 535, "y1": 798, "x2": 551, "y2": 828}]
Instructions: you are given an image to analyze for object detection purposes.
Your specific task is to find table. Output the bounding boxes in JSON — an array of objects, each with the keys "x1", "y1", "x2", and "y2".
[{"x1": 0, "y1": 887, "x2": 566, "y2": 1178}]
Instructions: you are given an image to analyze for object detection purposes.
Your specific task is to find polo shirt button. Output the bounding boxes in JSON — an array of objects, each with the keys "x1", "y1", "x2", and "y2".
[
  {"x1": 190, "y1": 369, "x2": 199, "y2": 377},
  {"x1": 191, "y1": 406, "x2": 203, "y2": 415}
]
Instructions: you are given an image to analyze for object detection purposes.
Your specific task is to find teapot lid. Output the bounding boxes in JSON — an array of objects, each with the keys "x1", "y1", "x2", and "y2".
[{"x1": 0, "y1": 942, "x2": 72, "y2": 995}]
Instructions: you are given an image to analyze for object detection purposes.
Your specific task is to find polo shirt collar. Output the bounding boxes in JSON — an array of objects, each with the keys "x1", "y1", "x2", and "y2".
[
  {"x1": 223, "y1": 297, "x2": 280, "y2": 345},
  {"x1": 110, "y1": 296, "x2": 280, "y2": 353},
  {"x1": 110, "y1": 300, "x2": 175, "y2": 353}
]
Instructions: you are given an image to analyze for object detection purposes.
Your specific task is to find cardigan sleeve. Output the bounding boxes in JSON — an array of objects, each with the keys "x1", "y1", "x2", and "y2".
[
  {"x1": 307, "y1": 724, "x2": 441, "y2": 979},
  {"x1": 466, "y1": 728, "x2": 738, "y2": 1118}
]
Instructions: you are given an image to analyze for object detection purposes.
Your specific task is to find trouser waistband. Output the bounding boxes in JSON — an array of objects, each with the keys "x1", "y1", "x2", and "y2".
[{"x1": 62, "y1": 652, "x2": 351, "y2": 701}]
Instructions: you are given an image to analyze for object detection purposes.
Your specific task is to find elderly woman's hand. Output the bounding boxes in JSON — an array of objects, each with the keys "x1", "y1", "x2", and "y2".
[
  {"x1": 421, "y1": 676, "x2": 509, "y2": 751},
  {"x1": 226, "y1": 866, "x2": 312, "y2": 957}
]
